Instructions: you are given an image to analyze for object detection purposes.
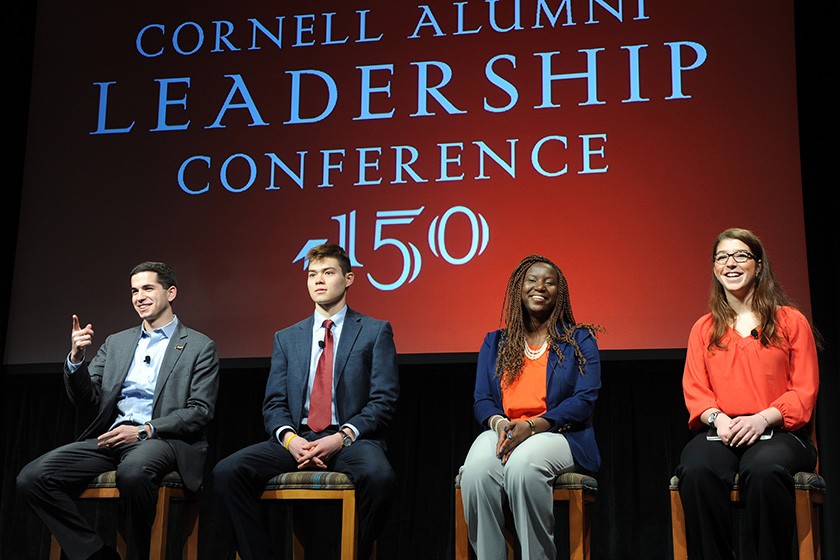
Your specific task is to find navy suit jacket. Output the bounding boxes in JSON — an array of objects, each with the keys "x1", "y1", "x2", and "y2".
[
  {"x1": 263, "y1": 307, "x2": 399, "y2": 447},
  {"x1": 473, "y1": 326, "x2": 602, "y2": 473},
  {"x1": 63, "y1": 321, "x2": 220, "y2": 491}
]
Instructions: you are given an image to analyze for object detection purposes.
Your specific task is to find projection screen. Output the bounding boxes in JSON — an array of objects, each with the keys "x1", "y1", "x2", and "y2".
[{"x1": 6, "y1": 0, "x2": 810, "y2": 363}]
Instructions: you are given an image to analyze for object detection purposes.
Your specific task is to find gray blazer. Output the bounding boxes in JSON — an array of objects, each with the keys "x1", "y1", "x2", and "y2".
[
  {"x1": 262, "y1": 307, "x2": 399, "y2": 446},
  {"x1": 63, "y1": 321, "x2": 220, "y2": 491}
]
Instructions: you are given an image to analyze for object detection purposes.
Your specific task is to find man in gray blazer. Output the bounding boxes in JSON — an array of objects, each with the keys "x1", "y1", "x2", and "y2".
[
  {"x1": 16, "y1": 262, "x2": 220, "y2": 560},
  {"x1": 213, "y1": 243, "x2": 399, "y2": 560}
]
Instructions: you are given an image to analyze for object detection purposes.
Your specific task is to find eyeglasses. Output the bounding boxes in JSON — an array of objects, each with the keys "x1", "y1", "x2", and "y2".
[{"x1": 713, "y1": 251, "x2": 755, "y2": 265}]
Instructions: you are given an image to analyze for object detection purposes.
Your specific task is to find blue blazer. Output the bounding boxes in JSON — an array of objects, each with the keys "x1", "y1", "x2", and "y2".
[
  {"x1": 263, "y1": 307, "x2": 399, "y2": 447},
  {"x1": 473, "y1": 326, "x2": 601, "y2": 473}
]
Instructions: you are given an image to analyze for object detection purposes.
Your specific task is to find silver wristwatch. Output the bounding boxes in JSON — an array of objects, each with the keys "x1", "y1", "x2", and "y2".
[
  {"x1": 707, "y1": 411, "x2": 721, "y2": 427},
  {"x1": 339, "y1": 431, "x2": 353, "y2": 447}
]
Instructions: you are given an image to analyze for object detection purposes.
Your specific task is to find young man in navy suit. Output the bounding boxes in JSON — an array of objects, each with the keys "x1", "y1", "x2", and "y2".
[{"x1": 214, "y1": 244, "x2": 399, "y2": 560}]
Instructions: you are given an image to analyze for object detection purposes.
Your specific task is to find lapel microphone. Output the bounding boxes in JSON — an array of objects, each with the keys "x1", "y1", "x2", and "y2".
[
  {"x1": 318, "y1": 340, "x2": 325, "y2": 349},
  {"x1": 144, "y1": 355, "x2": 151, "y2": 364},
  {"x1": 750, "y1": 329, "x2": 759, "y2": 339}
]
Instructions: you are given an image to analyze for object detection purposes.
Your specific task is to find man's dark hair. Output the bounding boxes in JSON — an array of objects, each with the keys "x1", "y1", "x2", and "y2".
[
  {"x1": 130, "y1": 261, "x2": 177, "y2": 289},
  {"x1": 306, "y1": 244, "x2": 352, "y2": 274}
]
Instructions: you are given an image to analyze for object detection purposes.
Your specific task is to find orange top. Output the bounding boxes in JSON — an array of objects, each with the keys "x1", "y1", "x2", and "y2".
[
  {"x1": 682, "y1": 306, "x2": 819, "y2": 431},
  {"x1": 502, "y1": 348, "x2": 548, "y2": 421}
]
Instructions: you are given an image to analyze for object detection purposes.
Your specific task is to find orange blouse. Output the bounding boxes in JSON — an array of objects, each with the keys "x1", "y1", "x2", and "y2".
[
  {"x1": 502, "y1": 349, "x2": 548, "y2": 421},
  {"x1": 682, "y1": 306, "x2": 819, "y2": 431}
]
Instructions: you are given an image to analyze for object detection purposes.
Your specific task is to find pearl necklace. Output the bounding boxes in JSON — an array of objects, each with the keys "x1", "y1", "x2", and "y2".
[{"x1": 524, "y1": 338, "x2": 548, "y2": 360}]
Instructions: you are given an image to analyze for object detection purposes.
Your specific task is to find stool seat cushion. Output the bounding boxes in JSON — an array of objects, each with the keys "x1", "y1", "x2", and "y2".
[
  {"x1": 265, "y1": 471, "x2": 356, "y2": 491},
  {"x1": 454, "y1": 471, "x2": 597, "y2": 492},
  {"x1": 670, "y1": 472, "x2": 825, "y2": 492},
  {"x1": 84, "y1": 470, "x2": 186, "y2": 489}
]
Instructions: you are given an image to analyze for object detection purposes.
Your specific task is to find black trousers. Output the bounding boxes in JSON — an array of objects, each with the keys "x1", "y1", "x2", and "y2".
[
  {"x1": 212, "y1": 428, "x2": 396, "y2": 560},
  {"x1": 16, "y1": 438, "x2": 177, "y2": 560},
  {"x1": 676, "y1": 430, "x2": 816, "y2": 560}
]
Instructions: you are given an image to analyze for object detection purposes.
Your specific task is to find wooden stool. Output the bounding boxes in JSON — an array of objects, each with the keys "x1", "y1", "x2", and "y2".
[
  {"x1": 236, "y1": 471, "x2": 364, "y2": 560},
  {"x1": 669, "y1": 471, "x2": 825, "y2": 560},
  {"x1": 454, "y1": 471, "x2": 597, "y2": 560},
  {"x1": 49, "y1": 470, "x2": 198, "y2": 560}
]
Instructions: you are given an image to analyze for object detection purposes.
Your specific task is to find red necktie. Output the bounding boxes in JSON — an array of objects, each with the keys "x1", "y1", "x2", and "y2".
[{"x1": 308, "y1": 319, "x2": 334, "y2": 432}]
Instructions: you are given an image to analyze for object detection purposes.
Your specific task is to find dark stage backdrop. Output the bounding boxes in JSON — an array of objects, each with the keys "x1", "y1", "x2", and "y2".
[
  {"x1": 3, "y1": 358, "x2": 694, "y2": 560},
  {"x1": 2, "y1": 2, "x2": 838, "y2": 560},
  {"x1": 2, "y1": 349, "x2": 837, "y2": 560}
]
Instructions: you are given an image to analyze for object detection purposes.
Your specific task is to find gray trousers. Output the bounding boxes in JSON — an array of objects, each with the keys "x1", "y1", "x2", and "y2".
[
  {"x1": 16, "y1": 438, "x2": 177, "y2": 560},
  {"x1": 459, "y1": 429, "x2": 575, "y2": 560}
]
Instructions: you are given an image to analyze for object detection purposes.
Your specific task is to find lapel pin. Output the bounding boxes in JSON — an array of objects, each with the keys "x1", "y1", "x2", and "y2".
[{"x1": 175, "y1": 345, "x2": 184, "y2": 350}]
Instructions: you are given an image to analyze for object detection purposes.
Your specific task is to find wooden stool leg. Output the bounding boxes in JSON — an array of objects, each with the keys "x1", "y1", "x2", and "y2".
[
  {"x1": 116, "y1": 532, "x2": 128, "y2": 559},
  {"x1": 150, "y1": 486, "x2": 171, "y2": 560},
  {"x1": 670, "y1": 489, "x2": 688, "y2": 560},
  {"x1": 340, "y1": 491, "x2": 357, "y2": 560},
  {"x1": 183, "y1": 497, "x2": 199, "y2": 560},
  {"x1": 290, "y1": 509, "x2": 305, "y2": 560},
  {"x1": 795, "y1": 488, "x2": 818, "y2": 560},
  {"x1": 568, "y1": 489, "x2": 587, "y2": 560},
  {"x1": 454, "y1": 487, "x2": 470, "y2": 560},
  {"x1": 49, "y1": 535, "x2": 61, "y2": 560}
]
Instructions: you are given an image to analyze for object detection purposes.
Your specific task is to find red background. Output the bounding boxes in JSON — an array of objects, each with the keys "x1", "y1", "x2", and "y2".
[{"x1": 6, "y1": 0, "x2": 809, "y2": 362}]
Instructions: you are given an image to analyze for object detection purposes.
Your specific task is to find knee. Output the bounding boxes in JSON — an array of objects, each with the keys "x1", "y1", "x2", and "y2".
[
  {"x1": 460, "y1": 439, "x2": 497, "y2": 492},
  {"x1": 355, "y1": 462, "x2": 396, "y2": 496},
  {"x1": 15, "y1": 462, "x2": 40, "y2": 499},
  {"x1": 210, "y1": 455, "x2": 249, "y2": 498},
  {"x1": 115, "y1": 464, "x2": 155, "y2": 495},
  {"x1": 212, "y1": 454, "x2": 242, "y2": 482},
  {"x1": 502, "y1": 458, "x2": 542, "y2": 492},
  {"x1": 459, "y1": 463, "x2": 492, "y2": 496},
  {"x1": 740, "y1": 461, "x2": 786, "y2": 488},
  {"x1": 679, "y1": 464, "x2": 732, "y2": 502}
]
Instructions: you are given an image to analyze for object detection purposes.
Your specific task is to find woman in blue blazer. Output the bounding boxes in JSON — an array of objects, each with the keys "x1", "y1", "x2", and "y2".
[{"x1": 459, "y1": 254, "x2": 602, "y2": 560}]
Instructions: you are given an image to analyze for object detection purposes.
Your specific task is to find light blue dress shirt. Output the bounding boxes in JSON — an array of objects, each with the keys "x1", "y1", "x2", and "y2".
[{"x1": 67, "y1": 316, "x2": 179, "y2": 433}]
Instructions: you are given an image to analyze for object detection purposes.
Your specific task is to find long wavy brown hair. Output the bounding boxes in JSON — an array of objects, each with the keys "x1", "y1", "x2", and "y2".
[
  {"x1": 495, "y1": 254, "x2": 603, "y2": 386},
  {"x1": 708, "y1": 227, "x2": 821, "y2": 350}
]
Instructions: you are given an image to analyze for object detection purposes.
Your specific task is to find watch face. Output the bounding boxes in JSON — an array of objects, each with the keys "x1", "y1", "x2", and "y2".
[
  {"x1": 342, "y1": 434, "x2": 352, "y2": 447},
  {"x1": 137, "y1": 428, "x2": 148, "y2": 440}
]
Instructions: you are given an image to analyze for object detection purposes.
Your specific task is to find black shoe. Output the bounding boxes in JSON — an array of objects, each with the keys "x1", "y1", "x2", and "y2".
[{"x1": 88, "y1": 545, "x2": 122, "y2": 560}]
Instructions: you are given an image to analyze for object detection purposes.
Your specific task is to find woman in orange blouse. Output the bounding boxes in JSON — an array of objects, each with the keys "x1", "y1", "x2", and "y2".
[
  {"x1": 459, "y1": 254, "x2": 602, "y2": 560},
  {"x1": 677, "y1": 227, "x2": 820, "y2": 560}
]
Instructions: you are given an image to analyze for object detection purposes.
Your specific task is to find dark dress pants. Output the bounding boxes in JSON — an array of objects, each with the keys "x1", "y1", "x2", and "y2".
[
  {"x1": 213, "y1": 430, "x2": 396, "y2": 560},
  {"x1": 16, "y1": 438, "x2": 177, "y2": 560},
  {"x1": 676, "y1": 430, "x2": 816, "y2": 560}
]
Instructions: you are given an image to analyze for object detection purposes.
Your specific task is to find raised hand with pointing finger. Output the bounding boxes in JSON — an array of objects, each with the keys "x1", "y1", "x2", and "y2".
[{"x1": 69, "y1": 314, "x2": 94, "y2": 365}]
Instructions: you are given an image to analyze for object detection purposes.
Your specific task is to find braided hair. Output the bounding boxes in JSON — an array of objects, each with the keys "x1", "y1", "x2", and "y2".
[{"x1": 495, "y1": 254, "x2": 602, "y2": 386}]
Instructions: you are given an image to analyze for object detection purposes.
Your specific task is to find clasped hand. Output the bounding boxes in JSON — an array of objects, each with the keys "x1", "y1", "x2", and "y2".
[
  {"x1": 495, "y1": 421, "x2": 526, "y2": 465},
  {"x1": 286, "y1": 433, "x2": 342, "y2": 470},
  {"x1": 715, "y1": 414, "x2": 767, "y2": 447}
]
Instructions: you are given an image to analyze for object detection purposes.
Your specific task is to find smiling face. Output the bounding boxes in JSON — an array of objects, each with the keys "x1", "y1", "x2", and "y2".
[
  {"x1": 307, "y1": 257, "x2": 354, "y2": 316},
  {"x1": 520, "y1": 262, "x2": 559, "y2": 322},
  {"x1": 131, "y1": 271, "x2": 176, "y2": 330},
  {"x1": 713, "y1": 237, "x2": 761, "y2": 301}
]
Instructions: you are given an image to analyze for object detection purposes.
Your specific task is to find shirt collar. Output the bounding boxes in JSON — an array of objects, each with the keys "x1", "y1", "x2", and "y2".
[
  {"x1": 139, "y1": 315, "x2": 179, "y2": 340},
  {"x1": 314, "y1": 306, "x2": 347, "y2": 330}
]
